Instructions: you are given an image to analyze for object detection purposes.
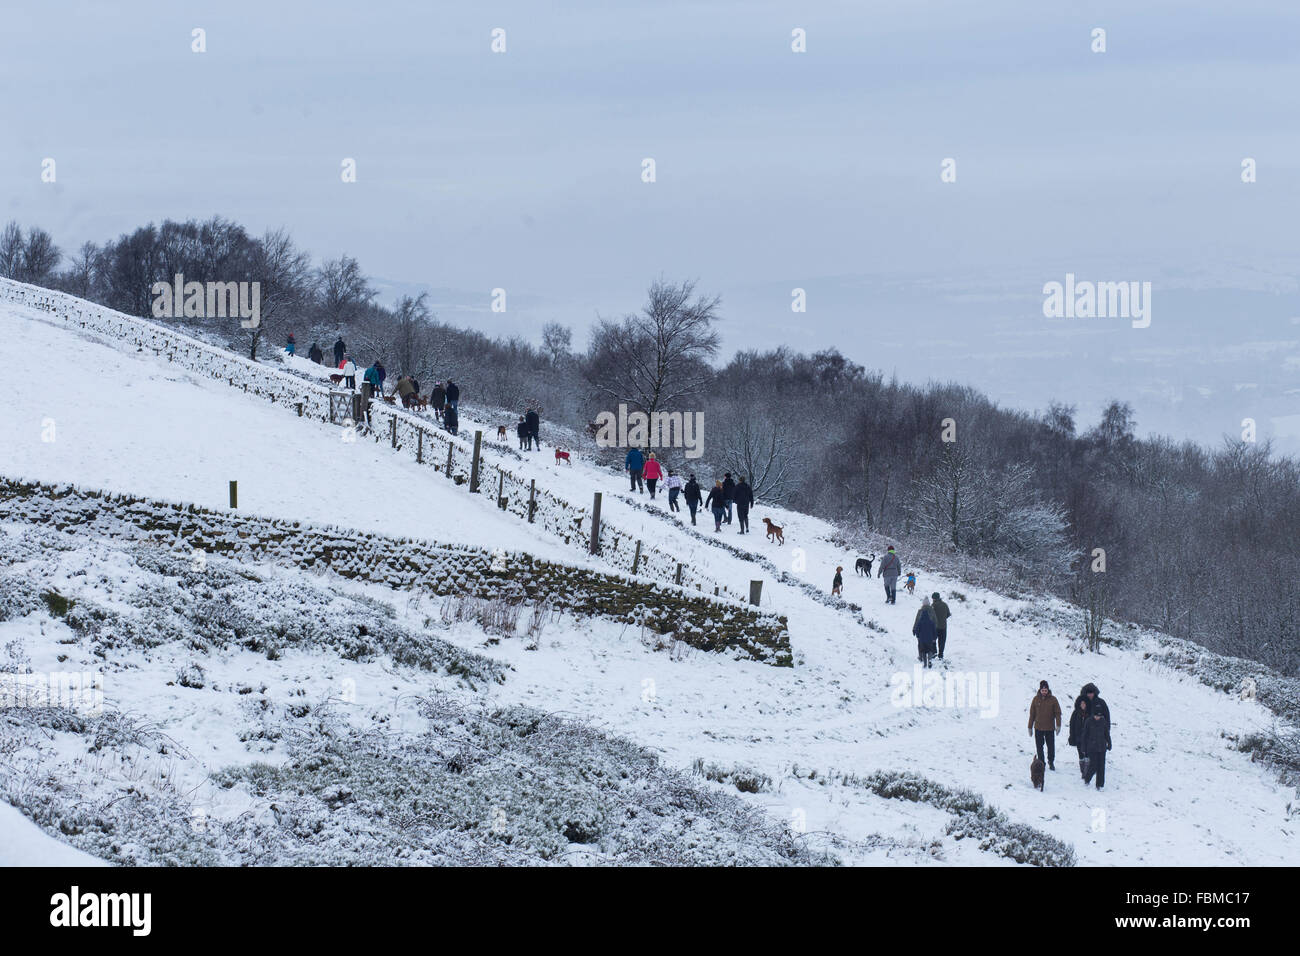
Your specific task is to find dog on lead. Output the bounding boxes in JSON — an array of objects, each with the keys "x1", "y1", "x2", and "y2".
[
  {"x1": 855, "y1": 554, "x2": 876, "y2": 576},
  {"x1": 762, "y1": 517, "x2": 784, "y2": 545},
  {"x1": 1030, "y1": 756, "x2": 1046, "y2": 792}
]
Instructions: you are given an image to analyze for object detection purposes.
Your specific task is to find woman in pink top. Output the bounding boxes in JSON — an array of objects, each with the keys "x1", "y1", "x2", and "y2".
[{"x1": 642, "y1": 453, "x2": 663, "y2": 499}]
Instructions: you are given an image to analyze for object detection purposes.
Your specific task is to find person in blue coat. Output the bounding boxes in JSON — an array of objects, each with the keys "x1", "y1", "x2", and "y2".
[
  {"x1": 912, "y1": 596, "x2": 938, "y2": 668},
  {"x1": 625, "y1": 447, "x2": 644, "y2": 493}
]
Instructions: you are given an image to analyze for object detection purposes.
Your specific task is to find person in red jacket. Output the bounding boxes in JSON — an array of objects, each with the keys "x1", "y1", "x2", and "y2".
[{"x1": 643, "y1": 452, "x2": 663, "y2": 499}]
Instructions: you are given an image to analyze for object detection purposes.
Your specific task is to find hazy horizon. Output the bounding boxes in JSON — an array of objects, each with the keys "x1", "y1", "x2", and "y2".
[{"x1": 5, "y1": 0, "x2": 1298, "y2": 452}]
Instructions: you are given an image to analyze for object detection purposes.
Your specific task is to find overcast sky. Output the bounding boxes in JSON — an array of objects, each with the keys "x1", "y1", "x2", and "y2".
[{"x1": 4, "y1": 1, "x2": 1299, "y2": 451}]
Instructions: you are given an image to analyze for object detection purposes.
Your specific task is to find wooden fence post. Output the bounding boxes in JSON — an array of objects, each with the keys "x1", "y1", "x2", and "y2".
[
  {"x1": 675, "y1": 563, "x2": 683, "y2": 585},
  {"x1": 390, "y1": 417, "x2": 398, "y2": 449},
  {"x1": 416, "y1": 430, "x2": 423, "y2": 464},
  {"x1": 296, "y1": 402, "x2": 303, "y2": 417},
  {"x1": 229, "y1": 481, "x2": 238, "y2": 509},
  {"x1": 528, "y1": 479, "x2": 536, "y2": 523},
  {"x1": 631, "y1": 540, "x2": 643, "y2": 574},
  {"x1": 589, "y1": 492, "x2": 602, "y2": 554},
  {"x1": 497, "y1": 471, "x2": 505, "y2": 509},
  {"x1": 749, "y1": 580, "x2": 762, "y2": 606},
  {"x1": 446, "y1": 442, "x2": 454, "y2": 477},
  {"x1": 470, "y1": 431, "x2": 483, "y2": 492}
]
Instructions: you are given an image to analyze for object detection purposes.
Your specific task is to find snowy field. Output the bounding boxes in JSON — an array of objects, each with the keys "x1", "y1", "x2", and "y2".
[{"x1": 2, "y1": 296, "x2": 1298, "y2": 865}]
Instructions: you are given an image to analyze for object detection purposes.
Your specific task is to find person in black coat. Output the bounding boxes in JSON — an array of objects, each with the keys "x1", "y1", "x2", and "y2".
[
  {"x1": 431, "y1": 383, "x2": 446, "y2": 421},
  {"x1": 525, "y1": 408, "x2": 540, "y2": 449},
  {"x1": 1080, "y1": 683, "x2": 1110, "y2": 721},
  {"x1": 733, "y1": 476, "x2": 754, "y2": 533},
  {"x1": 683, "y1": 475, "x2": 703, "y2": 525},
  {"x1": 443, "y1": 402, "x2": 459, "y2": 436},
  {"x1": 516, "y1": 417, "x2": 531, "y2": 450},
  {"x1": 912, "y1": 598, "x2": 938, "y2": 668},
  {"x1": 1067, "y1": 696, "x2": 1090, "y2": 778},
  {"x1": 721, "y1": 473, "x2": 736, "y2": 524},
  {"x1": 705, "y1": 481, "x2": 727, "y2": 532},
  {"x1": 1081, "y1": 709, "x2": 1112, "y2": 790},
  {"x1": 333, "y1": 337, "x2": 346, "y2": 366},
  {"x1": 445, "y1": 380, "x2": 460, "y2": 411},
  {"x1": 308, "y1": 342, "x2": 324, "y2": 365}
]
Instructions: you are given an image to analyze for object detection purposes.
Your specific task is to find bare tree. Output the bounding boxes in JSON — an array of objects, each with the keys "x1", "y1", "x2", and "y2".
[
  {"x1": 317, "y1": 256, "x2": 375, "y2": 329},
  {"x1": 584, "y1": 277, "x2": 721, "y2": 416},
  {"x1": 720, "y1": 413, "x2": 799, "y2": 504},
  {"x1": 244, "y1": 229, "x2": 315, "y2": 359},
  {"x1": 541, "y1": 321, "x2": 572, "y2": 366}
]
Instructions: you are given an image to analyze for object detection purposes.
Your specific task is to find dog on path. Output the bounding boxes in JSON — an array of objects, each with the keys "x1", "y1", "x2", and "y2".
[
  {"x1": 497, "y1": 425, "x2": 508, "y2": 440},
  {"x1": 762, "y1": 517, "x2": 784, "y2": 545},
  {"x1": 554, "y1": 449, "x2": 571, "y2": 465},
  {"x1": 855, "y1": 555, "x2": 875, "y2": 576},
  {"x1": 1030, "y1": 756, "x2": 1045, "y2": 792}
]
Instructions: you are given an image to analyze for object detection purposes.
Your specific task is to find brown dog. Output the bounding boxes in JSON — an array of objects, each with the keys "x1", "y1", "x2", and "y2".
[
  {"x1": 762, "y1": 518, "x2": 784, "y2": 545},
  {"x1": 381, "y1": 394, "x2": 397, "y2": 405},
  {"x1": 328, "y1": 373, "x2": 344, "y2": 385},
  {"x1": 554, "y1": 449, "x2": 571, "y2": 465},
  {"x1": 497, "y1": 425, "x2": 508, "y2": 440},
  {"x1": 1030, "y1": 756, "x2": 1045, "y2": 792},
  {"x1": 414, "y1": 394, "x2": 429, "y2": 410}
]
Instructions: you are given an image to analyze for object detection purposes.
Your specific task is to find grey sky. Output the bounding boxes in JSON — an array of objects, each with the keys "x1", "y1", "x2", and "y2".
[{"x1": 4, "y1": 0, "x2": 1299, "y2": 450}]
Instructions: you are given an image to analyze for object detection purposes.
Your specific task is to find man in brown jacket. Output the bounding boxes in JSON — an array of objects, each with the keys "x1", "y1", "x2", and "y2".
[{"x1": 1028, "y1": 680, "x2": 1062, "y2": 771}]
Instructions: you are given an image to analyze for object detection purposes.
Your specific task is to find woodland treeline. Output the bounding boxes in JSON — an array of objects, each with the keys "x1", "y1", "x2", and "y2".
[{"x1": 5, "y1": 216, "x2": 1297, "y2": 673}]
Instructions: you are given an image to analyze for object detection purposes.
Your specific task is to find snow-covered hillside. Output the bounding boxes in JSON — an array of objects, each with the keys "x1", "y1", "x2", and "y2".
[{"x1": 2, "y1": 287, "x2": 1297, "y2": 866}]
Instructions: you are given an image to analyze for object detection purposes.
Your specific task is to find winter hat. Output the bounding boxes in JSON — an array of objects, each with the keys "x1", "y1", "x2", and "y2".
[
  {"x1": 1039, "y1": 680, "x2": 1050, "y2": 690},
  {"x1": 887, "y1": 546, "x2": 895, "y2": 552},
  {"x1": 932, "y1": 591, "x2": 941, "y2": 600}
]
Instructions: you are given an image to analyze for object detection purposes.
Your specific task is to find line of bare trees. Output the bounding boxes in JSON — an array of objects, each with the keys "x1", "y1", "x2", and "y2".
[{"x1": 7, "y1": 215, "x2": 1297, "y2": 673}]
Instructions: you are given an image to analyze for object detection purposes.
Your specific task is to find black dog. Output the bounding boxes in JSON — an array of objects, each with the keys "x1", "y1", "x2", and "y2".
[{"x1": 855, "y1": 555, "x2": 875, "y2": 576}]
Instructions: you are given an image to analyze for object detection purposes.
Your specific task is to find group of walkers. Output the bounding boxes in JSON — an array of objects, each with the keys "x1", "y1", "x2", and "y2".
[
  {"x1": 623, "y1": 450, "x2": 756, "y2": 534},
  {"x1": 1029, "y1": 681, "x2": 1114, "y2": 790},
  {"x1": 295, "y1": 335, "x2": 462, "y2": 435},
  {"x1": 516, "y1": 408, "x2": 542, "y2": 450}
]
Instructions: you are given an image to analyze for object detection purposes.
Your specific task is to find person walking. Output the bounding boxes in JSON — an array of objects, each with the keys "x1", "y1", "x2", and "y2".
[
  {"x1": 931, "y1": 591, "x2": 951, "y2": 659},
  {"x1": 445, "y1": 379, "x2": 460, "y2": 412},
  {"x1": 285, "y1": 333, "x2": 296, "y2": 356},
  {"x1": 913, "y1": 596, "x2": 939, "y2": 668},
  {"x1": 733, "y1": 476, "x2": 754, "y2": 534},
  {"x1": 877, "y1": 545, "x2": 901, "y2": 604},
  {"x1": 832, "y1": 566, "x2": 844, "y2": 596},
  {"x1": 333, "y1": 337, "x2": 346, "y2": 366},
  {"x1": 525, "y1": 408, "x2": 541, "y2": 450},
  {"x1": 1067, "y1": 696, "x2": 1090, "y2": 779},
  {"x1": 643, "y1": 453, "x2": 663, "y2": 499},
  {"x1": 396, "y1": 375, "x2": 417, "y2": 408},
  {"x1": 362, "y1": 363, "x2": 381, "y2": 401},
  {"x1": 516, "y1": 417, "x2": 531, "y2": 450},
  {"x1": 308, "y1": 341, "x2": 323, "y2": 365},
  {"x1": 443, "y1": 402, "x2": 459, "y2": 436},
  {"x1": 341, "y1": 356, "x2": 357, "y2": 390},
  {"x1": 1080, "y1": 683, "x2": 1110, "y2": 722},
  {"x1": 684, "y1": 474, "x2": 702, "y2": 524},
  {"x1": 625, "y1": 447, "x2": 645, "y2": 493},
  {"x1": 375, "y1": 362, "x2": 387, "y2": 395},
  {"x1": 666, "y1": 470, "x2": 683, "y2": 512},
  {"x1": 705, "y1": 480, "x2": 727, "y2": 532},
  {"x1": 1082, "y1": 707, "x2": 1112, "y2": 790},
  {"x1": 1028, "y1": 680, "x2": 1063, "y2": 771},
  {"x1": 722, "y1": 473, "x2": 736, "y2": 524},
  {"x1": 431, "y1": 382, "x2": 446, "y2": 421}
]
